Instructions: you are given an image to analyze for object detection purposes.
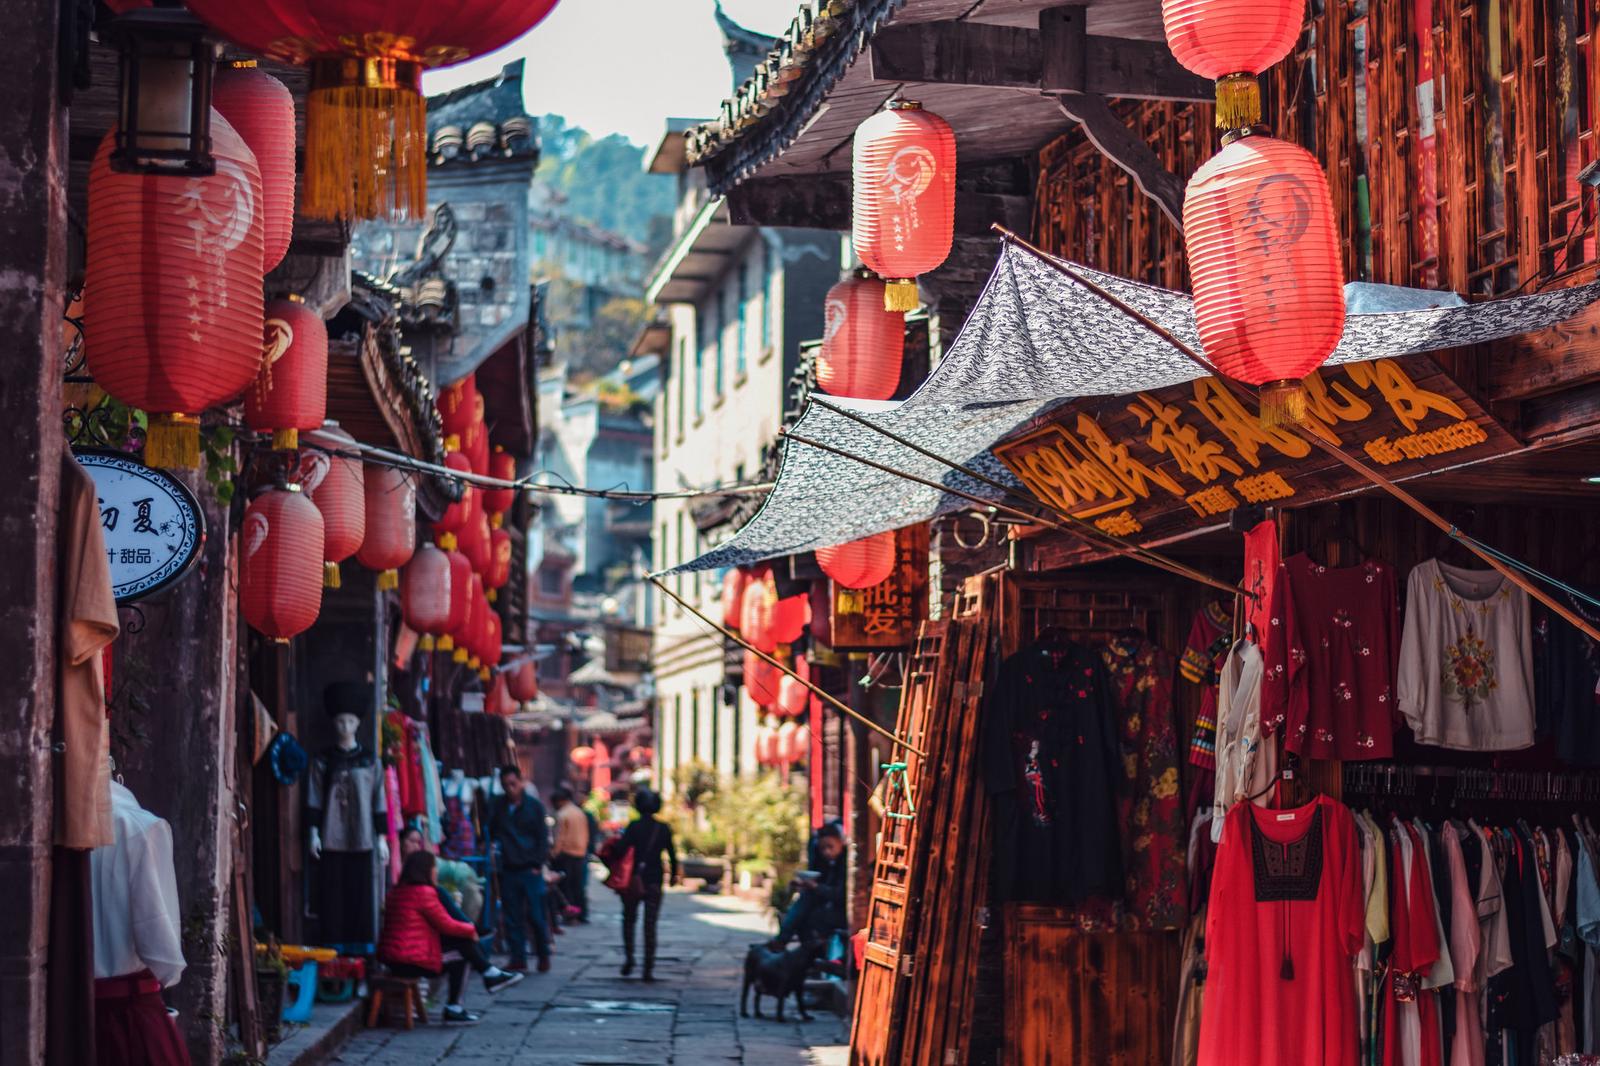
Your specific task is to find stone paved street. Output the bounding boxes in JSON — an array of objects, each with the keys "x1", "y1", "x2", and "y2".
[{"x1": 332, "y1": 882, "x2": 850, "y2": 1065}]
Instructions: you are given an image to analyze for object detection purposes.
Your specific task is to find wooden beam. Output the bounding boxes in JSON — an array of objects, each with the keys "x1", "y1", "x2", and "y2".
[
  {"x1": 725, "y1": 175, "x2": 1032, "y2": 235},
  {"x1": 1052, "y1": 94, "x2": 1186, "y2": 230},
  {"x1": 866, "y1": 14, "x2": 1210, "y2": 102},
  {"x1": 1484, "y1": 300, "x2": 1600, "y2": 401}
]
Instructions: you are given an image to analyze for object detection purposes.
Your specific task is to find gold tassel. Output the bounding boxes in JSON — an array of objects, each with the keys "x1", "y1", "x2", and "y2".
[
  {"x1": 883, "y1": 279, "x2": 920, "y2": 312},
  {"x1": 437, "y1": 531, "x2": 458, "y2": 551},
  {"x1": 377, "y1": 569, "x2": 399, "y2": 591},
  {"x1": 272, "y1": 428, "x2": 299, "y2": 450},
  {"x1": 490, "y1": 512, "x2": 504, "y2": 529},
  {"x1": 438, "y1": 635, "x2": 455, "y2": 652},
  {"x1": 478, "y1": 666, "x2": 491, "y2": 682},
  {"x1": 469, "y1": 656, "x2": 481, "y2": 670},
  {"x1": 487, "y1": 589, "x2": 498, "y2": 604},
  {"x1": 418, "y1": 635, "x2": 435, "y2": 652},
  {"x1": 453, "y1": 647, "x2": 469, "y2": 664},
  {"x1": 323, "y1": 562, "x2": 342, "y2": 589},
  {"x1": 1258, "y1": 380, "x2": 1311, "y2": 428},
  {"x1": 1215, "y1": 74, "x2": 1263, "y2": 131},
  {"x1": 144, "y1": 413, "x2": 200, "y2": 469},
  {"x1": 304, "y1": 58, "x2": 428, "y2": 222}
]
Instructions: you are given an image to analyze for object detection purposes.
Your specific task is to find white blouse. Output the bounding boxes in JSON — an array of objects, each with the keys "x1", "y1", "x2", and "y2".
[
  {"x1": 1397, "y1": 558, "x2": 1534, "y2": 751},
  {"x1": 1210, "y1": 640, "x2": 1276, "y2": 843}
]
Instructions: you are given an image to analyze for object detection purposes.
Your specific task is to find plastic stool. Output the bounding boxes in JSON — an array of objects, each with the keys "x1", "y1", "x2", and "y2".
[{"x1": 282, "y1": 961, "x2": 319, "y2": 1023}]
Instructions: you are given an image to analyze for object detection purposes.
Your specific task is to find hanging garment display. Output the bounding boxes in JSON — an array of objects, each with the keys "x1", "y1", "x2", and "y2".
[
  {"x1": 1198, "y1": 795, "x2": 1365, "y2": 1066},
  {"x1": 1398, "y1": 559, "x2": 1535, "y2": 751},
  {"x1": 1102, "y1": 634, "x2": 1187, "y2": 930},
  {"x1": 1181, "y1": 600, "x2": 1234, "y2": 771},
  {"x1": 982, "y1": 640, "x2": 1123, "y2": 905},
  {"x1": 1242, "y1": 519, "x2": 1280, "y2": 650},
  {"x1": 440, "y1": 771, "x2": 479, "y2": 860},
  {"x1": 1210, "y1": 640, "x2": 1275, "y2": 843},
  {"x1": 1536, "y1": 599, "x2": 1600, "y2": 766},
  {"x1": 1261, "y1": 553, "x2": 1401, "y2": 760}
]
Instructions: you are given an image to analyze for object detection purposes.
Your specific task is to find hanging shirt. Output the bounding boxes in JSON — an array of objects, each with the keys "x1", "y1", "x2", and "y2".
[
  {"x1": 1398, "y1": 559, "x2": 1534, "y2": 751},
  {"x1": 90, "y1": 783, "x2": 185, "y2": 987},
  {"x1": 305, "y1": 745, "x2": 387, "y2": 852},
  {"x1": 1533, "y1": 596, "x2": 1600, "y2": 766},
  {"x1": 1262, "y1": 554, "x2": 1401, "y2": 760},
  {"x1": 1242, "y1": 518, "x2": 1281, "y2": 653},
  {"x1": 1211, "y1": 640, "x2": 1276, "y2": 844},
  {"x1": 1181, "y1": 602, "x2": 1233, "y2": 769},
  {"x1": 1198, "y1": 796, "x2": 1365, "y2": 1066},
  {"x1": 57, "y1": 453, "x2": 120, "y2": 849},
  {"x1": 982, "y1": 643, "x2": 1123, "y2": 906}
]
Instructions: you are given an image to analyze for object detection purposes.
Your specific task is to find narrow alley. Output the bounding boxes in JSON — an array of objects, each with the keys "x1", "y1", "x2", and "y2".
[{"x1": 333, "y1": 888, "x2": 848, "y2": 1066}]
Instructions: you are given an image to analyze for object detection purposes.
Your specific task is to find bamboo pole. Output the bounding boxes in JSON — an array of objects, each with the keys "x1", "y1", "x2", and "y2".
[
  {"x1": 804, "y1": 394, "x2": 1251, "y2": 599},
  {"x1": 782, "y1": 427, "x2": 1248, "y2": 600},
  {"x1": 991, "y1": 224, "x2": 1600, "y2": 645},
  {"x1": 649, "y1": 575, "x2": 926, "y2": 757}
]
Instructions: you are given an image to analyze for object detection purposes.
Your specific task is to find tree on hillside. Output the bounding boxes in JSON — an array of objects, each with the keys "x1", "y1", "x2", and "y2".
[{"x1": 536, "y1": 114, "x2": 675, "y2": 250}]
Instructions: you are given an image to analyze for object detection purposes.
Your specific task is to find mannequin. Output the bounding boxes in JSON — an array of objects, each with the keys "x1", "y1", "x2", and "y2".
[
  {"x1": 440, "y1": 767, "x2": 478, "y2": 860},
  {"x1": 91, "y1": 781, "x2": 190, "y2": 1066},
  {"x1": 306, "y1": 682, "x2": 389, "y2": 945}
]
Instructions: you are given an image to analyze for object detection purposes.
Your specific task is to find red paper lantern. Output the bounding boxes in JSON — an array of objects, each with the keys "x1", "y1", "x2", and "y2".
[
  {"x1": 775, "y1": 657, "x2": 809, "y2": 719},
  {"x1": 484, "y1": 611, "x2": 503, "y2": 669},
  {"x1": 817, "y1": 275, "x2": 905, "y2": 401},
  {"x1": 740, "y1": 571, "x2": 778, "y2": 654},
  {"x1": 434, "y1": 448, "x2": 475, "y2": 537},
  {"x1": 453, "y1": 575, "x2": 484, "y2": 667},
  {"x1": 439, "y1": 549, "x2": 474, "y2": 659},
  {"x1": 438, "y1": 375, "x2": 478, "y2": 438},
  {"x1": 356, "y1": 464, "x2": 416, "y2": 589},
  {"x1": 721, "y1": 569, "x2": 751, "y2": 629},
  {"x1": 462, "y1": 509, "x2": 493, "y2": 579},
  {"x1": 776, "y1": 722, "x2": 799, "y2": 765},
  {"x1": 771, "y1": 595, "x2": 810, "y2": 646},
  {"x1": 297, "y1": 423, "x2": 365, "y2": 587},
  {"x1": 817, "y1": 531, "x2": 897, "y2": 590},
  {"x1": 487, "y1": 527, "x2": 513, "y2": 593},
  {"x1": 484, "y1": 446, "x2": 517, "y2": 520},
  {"x1": 744, "y1": 650, "x2": 781, "y2": 707},
  {"x1": 183, "y1": 1, "x2": 560, "y2": 220},
  {"x1": 1161, "y1": 0, "x2": 1302, "y2": 129},
  {"x1": 247, "y1": 296, "x2": 328, "y2": 451},
  {"x1": 1183, "y1": 133, "x2": 1345, "y2": 422},
  {"x1": 571, "y1": 745, "x2": 597, "y2": 770},
  {"x1": 241, "y1": 485, "x2": 325, "y2": 640},
  {"x1": 852, "y1": 101, "x2": 956, "y2": 312},
  {"x1": 793, "y1": 724, "x2": 812, "y2": 765},
  {"x1": 754, "y1": 729, "x2": 775, "y2": 768},
  {"x1": 401, "y1": 541, "x2": 453, "y2": 640},
  {"x1": 508, "y1": 659, "x2": 540, "y2": 702},
  {"x1": 463, "y1": 393, "x2": 489, "y2": 473},
  {"x1": 212, "y1": 66, "x2": 295, "y2": 271},
  {"x1": 85, "y1": 111, "x2": 264, "y2": 467}
]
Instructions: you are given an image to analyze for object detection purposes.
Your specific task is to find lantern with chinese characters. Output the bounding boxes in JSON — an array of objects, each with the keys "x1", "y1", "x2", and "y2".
[
  {"x1": 182, "y1": 1, "x2": 560, "y2": 220},
  {"x1": 487, "y1": 526, "x2": 513, "y2": 596},
  {"x1": 740, "y1": 570, "x2": 778, "y2": 654},
  {"x1": 85, "y1": 111, "x2": 264, "y2": 468},
  {"x1": 570, "y1": 745, "x2": 597, "y2": 770},
  {"x1": 744, "y1": 650, "x2": 781, "y2": 707},
  {"x1": 775, "y1": 657, "x2": 809, "y2": 719},
  {"x1": 816, "y1": 531, "x2": 897, "y2": 590},
  {"x1": 401, "y1": 541, "x2": 452, "y2": 646},
  {"x1": 772, "y1": 594, "x2": 810, "y2": 646},
  {"x1": 246, "y1": 296, "x2": 327, "y2": 451},
  {"x1": 438, "y1": 374, "x2": 477, "y2": 439},
  {"x1": 481, "y1": 611, "x2": 503, "y2": 678},
  {"x1": 462, "y1": 507, "x2": 493, "y2": 579},
  {"x1": 483, "y1": 446, "x2": 517, "y2": 522},
  {"x1": 241, "y1": 484, "x2": 324, "y2": 640},
  {"x1": 852, "y1": 101, "x2": 956, "y2": 312},
  {"x1": 437, "y1": 547, "x2": 474, "y2": 657},
  {"x1": 463, "y1": 393, "x2": 489, "y2": 474},
  {"x1": 508, "y1": 658, "x2": 539, "y2": 702},
  {"x1": 356, "y1": 464, "x2": 415, "y2": 589},
  {"x1": 1183, "y1": 132, "x2": 1345, "y2": 424},
  {"x1": 817, "y1": 274, "x2": 904, "y2": 401},
  {"x1": 721, "y1": 568, "x2": 751, "y2": 629},
  {"x1": 212, "y1": 65, "x2": 295, "y2": 271},
  {"x1": 297, "y1": 423, "x2": 366, "y2": 587},
  {"x1": 1161, "y1": 0, "x2": 1303, "y2": 130}
]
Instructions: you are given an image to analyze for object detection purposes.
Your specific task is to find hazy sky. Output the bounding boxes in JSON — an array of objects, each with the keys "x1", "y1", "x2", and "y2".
[{"x1": 422, "y1": 0, "x2": 807, "y2": 148}]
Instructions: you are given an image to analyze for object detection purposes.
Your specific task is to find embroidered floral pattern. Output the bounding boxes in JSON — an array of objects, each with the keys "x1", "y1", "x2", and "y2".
[{"x1": 1442, "y1": 628, "x2": 1497, "y2": 707}]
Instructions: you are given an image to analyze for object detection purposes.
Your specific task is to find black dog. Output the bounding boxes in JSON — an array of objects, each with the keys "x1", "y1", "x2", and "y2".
[{"x1": 741, "y1": 941, "x2": 821, "y2": 1021}]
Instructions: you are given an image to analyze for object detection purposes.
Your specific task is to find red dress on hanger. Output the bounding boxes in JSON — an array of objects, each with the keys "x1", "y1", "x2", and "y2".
[{"x1": 1198, "y1": 795, "x2": 1365, "y2": 1066}]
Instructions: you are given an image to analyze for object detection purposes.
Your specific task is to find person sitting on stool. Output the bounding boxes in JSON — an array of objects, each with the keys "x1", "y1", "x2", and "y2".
[{"x1": 769, "y1": 823, "x2": 848, "y2": 949}]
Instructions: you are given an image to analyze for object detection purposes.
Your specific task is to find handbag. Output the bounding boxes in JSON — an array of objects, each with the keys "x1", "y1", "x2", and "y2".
[{"x1": 601, "y1": 825, "x2": 659, "y2": 902}]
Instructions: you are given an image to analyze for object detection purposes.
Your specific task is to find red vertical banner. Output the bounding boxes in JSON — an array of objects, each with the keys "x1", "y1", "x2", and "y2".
[{"x1": 808, "y1": 692, "x2": 825, "y2": 828}]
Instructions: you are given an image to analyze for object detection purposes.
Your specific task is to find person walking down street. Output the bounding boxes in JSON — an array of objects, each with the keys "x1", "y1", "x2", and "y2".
[
  {"x1": 379, "y1": 851, "x2": 516, "y2": 1025},
  {"x1": 615, "y1": 788, "x2": 677, "y2": 982},
  {"x1": 581, "y1": 803, "x2": 601, "y2": 924},
  {"x1": 396, "y1": 827, "x2": 521, "y2": 999},
  {"x1": 770, "y1": 823, "x2": 848, "y2": 949},
  {"x1": 550, "y1": 788, "x2": 591, "y2": 924},
  {"x1": 488, "y1": 766, "x2": 552, "y2": 973}
]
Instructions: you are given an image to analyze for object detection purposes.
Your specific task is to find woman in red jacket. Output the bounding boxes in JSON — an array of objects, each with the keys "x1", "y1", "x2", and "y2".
[{"x1": 380, "y1": 851, "x2": 502, "y2": 1024}]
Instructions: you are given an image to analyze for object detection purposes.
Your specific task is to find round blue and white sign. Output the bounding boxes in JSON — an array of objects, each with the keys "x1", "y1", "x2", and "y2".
[{"x1": 73, "y1": 449, "x2": 205, "y2": 603}]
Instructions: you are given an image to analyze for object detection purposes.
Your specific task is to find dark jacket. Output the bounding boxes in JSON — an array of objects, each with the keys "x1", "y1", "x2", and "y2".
[
  {"x1": 489, "y1": 791, "x2": 550, "y2": 872},
  {"x1": 809, "y1": 851, "x2": 846, "y2": 910},
  {"x1": 378, "y1": 884, "x2": 478, "y2": 973},
  {"x1": 618, "y1": 816, "x2": 677, "y2": 886}
]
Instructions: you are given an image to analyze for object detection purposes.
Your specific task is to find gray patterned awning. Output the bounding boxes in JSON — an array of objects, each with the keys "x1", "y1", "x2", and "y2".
[{"x1": 662, "y1": 241, "x2": 1600, "y2": 574}]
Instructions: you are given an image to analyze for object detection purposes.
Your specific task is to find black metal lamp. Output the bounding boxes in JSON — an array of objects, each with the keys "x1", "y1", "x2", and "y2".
[{"x1": 102, "y1": 3, "x2": 219, "y2": 175}]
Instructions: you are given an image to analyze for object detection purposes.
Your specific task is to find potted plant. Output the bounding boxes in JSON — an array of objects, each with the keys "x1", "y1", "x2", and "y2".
[{"x1": 254, "y1": 940, "x2": 289, "y2": 1043}]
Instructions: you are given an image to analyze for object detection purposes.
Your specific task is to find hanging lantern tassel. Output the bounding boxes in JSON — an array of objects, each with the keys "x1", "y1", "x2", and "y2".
[
  {"x1": 272, "y1": 428, "x2": 300, "y2": 451},
  {"x1": 454, "y1": 647, "x2": 470, "y2": 664},
  {"x1": 377, "y1": 569, "x2": 400, "y2": 591},
  {"x1": 1258, "y1": 379, "x2": 1311, "y2": 428},
  {"x1": 418, "y1": 635, "x2": 435, "y2": 652},
  {"x1": 144, "y1": 413, "x2": 201, "y2": 470},
  {"x1": 304, "y1": 58, "x2": 427, "y2": 221},
  {"x1": 487, "y1": 588, "x2": 498, "y2": 603},
  {"x1": 323, "y1": 561, "x2": 343, "y2": 589},
  {"x1": 882, "y1": 279, "x2": 920, "y2": 312},
  {"x1": 1214, "y1": 73, "x2": 1263, "y2": 131}
]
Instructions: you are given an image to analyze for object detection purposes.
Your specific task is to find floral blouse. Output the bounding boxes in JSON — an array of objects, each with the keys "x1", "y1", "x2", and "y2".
[{"x1": 1260, "y1": 553, "x2": 1401, "y2": 761}]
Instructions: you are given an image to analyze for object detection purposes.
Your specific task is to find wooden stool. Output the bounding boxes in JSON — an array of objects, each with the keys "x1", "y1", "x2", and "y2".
[{"x1": 365, "y1": 974, "x2": 429, "y2": 1030}]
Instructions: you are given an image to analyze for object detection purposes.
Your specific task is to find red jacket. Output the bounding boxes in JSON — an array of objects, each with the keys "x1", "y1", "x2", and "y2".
[{"x1": 378, "y1": 884, "x2": 478, "y2": 973}]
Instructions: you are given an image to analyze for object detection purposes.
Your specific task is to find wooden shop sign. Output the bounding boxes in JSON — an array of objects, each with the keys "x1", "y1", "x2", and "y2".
[
  {"x1": 994, "y1": 355, "x2": 1518, "y2": 550},
  {"x1": 830, "y1": 524, "x2": 929, "y2": 650}
]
